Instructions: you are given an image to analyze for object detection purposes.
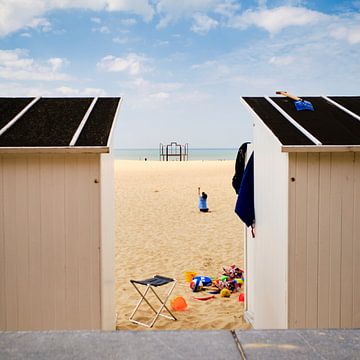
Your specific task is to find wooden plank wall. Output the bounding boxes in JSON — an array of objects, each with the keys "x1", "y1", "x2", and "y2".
[
  {"x1": 0, "y1": 154, "x2": 101, "y2": 330},
  {"x1": 288, "y1": 152, "x2": 360, "y2": 328}
]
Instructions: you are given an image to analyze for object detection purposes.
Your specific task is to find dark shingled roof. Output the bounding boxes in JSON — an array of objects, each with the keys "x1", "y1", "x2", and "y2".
[
  {"x1": 76, "y1": 98, "x2": 120, "y2": 146},
  {"x1": 242, "y1": 96, "x2": 360, "y2": 146},
  {"x1": 0, "y1": 97, "x2": 120, "y2": 149},
  {"x1": 329, "y1": 96, "x2": 360, "y2": 116},
  {"x1": 0, "y1": 98, "x2": 34, "y2": 130},
  {"x1": 243, "y1": 97, "x2": 314, "y2": 146}
]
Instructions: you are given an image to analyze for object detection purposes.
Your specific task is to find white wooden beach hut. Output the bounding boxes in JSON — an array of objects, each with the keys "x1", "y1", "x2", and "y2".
[
  {"x1": 241, "y1": 96, "x2": 360, "y2": 329},
  {"x1": 0, "y1": 97, "x2": 121, "y2": 330}
]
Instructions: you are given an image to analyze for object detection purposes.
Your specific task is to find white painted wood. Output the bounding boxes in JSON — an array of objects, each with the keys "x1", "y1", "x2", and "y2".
[
  {"x1": 322, "y1": 96, "x2": 360, "y2": 122},
  {"x1": 0, "y1": 156, "x2": 6, "y2": 329},
  {"x1": 317, "y1": 153, "x2": 331, "y2": 328},
  {"x1": 265, "y1": 97, "x2": 322, "y2": 146},
  {"x1": 243, "y1": 144, "x2": 255, "y2": 327},
  {"x1": 0, "y1": 153, "x2": 102, "y2": 330},
  {"x1": 0, "y1": 97, "x2": 40, "y2": 136},
  {"x1": 69, "y1": 98, "x2": 98, "y2": 146},
  {"x1": 288, "y1": 152, "x2": 360, "y2": 328},
  {"x1": 100, "y1": 153, "x2": 116, "y2": 330},
  {"x1": 251, "y1": 115, "x2": 289, "y2": 329}
]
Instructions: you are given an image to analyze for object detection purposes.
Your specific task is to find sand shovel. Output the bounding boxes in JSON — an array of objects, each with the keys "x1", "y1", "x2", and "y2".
[{"x1": 276, "y1": 91, "x2": 314, "y2": 111}]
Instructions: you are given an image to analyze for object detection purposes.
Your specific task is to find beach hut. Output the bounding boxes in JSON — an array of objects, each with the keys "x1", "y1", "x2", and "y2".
[
  {"x1": 0, "y1": 97, "x2": 121, "y2": 330},
  {"x1": 240, "y1": 96, "x2": 360, "y2": 329}
]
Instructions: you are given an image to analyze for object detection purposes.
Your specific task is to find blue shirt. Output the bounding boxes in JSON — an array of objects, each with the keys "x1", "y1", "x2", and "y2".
[{"x1": 199, "y1": 196, "x2": 208, "y2": 210}]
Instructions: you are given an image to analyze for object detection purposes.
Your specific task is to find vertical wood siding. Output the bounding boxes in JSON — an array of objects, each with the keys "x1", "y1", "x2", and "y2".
[
  {"x1": 288, "y1": 152, "x2": 360, "y2": 328},
  {"x1": 252, "y1": 116, "x2": 289, "y2": 329},
  {"x1": 0, "y1": 154, "x2": 101, "y2": 330}
]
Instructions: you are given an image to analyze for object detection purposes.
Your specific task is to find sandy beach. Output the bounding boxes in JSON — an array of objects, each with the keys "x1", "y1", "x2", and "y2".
[{"x1": 115, "y1": 160, "x2": 249, "y2": 330}]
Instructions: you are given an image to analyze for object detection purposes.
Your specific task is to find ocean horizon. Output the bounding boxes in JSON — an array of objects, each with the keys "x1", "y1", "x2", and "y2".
[{"x1": 112, "y1": 148, "x2": 239, "y2": 161}]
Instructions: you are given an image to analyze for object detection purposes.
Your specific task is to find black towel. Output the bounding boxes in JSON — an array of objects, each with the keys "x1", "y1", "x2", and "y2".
[
  {"x1": 232, "y1": 142, "x2": 250, "y2": 194},
  {"x1": 235, "y1": 152, "x2": 255, "y2": 227}
]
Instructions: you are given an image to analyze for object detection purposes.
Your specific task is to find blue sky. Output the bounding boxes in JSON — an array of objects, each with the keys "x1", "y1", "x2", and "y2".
[{"x1": 0, "y1": 1, "x2": 359, "y2": 148}]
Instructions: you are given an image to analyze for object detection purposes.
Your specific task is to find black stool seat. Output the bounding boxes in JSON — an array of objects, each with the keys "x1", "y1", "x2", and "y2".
[{"x1": 131, "y1": 275, "x2": 174, "y2": 287}]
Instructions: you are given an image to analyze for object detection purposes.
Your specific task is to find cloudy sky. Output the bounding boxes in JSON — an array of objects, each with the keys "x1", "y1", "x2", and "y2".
[{"x1": 0, "y1": 0, "x2": 359, "y2": 148}]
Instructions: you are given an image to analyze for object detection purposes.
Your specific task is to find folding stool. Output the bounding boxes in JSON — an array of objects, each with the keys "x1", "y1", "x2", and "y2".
[{"x1": 129, "y1": 275, "x2": 177, "y2": 328}]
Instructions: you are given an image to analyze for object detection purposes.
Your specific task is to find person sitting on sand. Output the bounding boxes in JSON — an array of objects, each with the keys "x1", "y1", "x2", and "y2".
[{"x1": 198, "y1": 187, "x2": 209, "y2": 212}]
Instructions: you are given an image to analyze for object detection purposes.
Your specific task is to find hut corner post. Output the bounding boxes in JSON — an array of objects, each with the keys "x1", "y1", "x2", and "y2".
[
  {"x1": 250, "y1": 115, "x2": 289, "y2": 329},
  {"x1": 100, "y1": 153, "x2": 116, "y2": 330}
]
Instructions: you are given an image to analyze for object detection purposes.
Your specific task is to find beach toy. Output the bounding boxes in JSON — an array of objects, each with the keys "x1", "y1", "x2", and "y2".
[
  {"x1": 184, "y1": 271, "x2": 197, "y2": 283},
  {"x1": 170, "y1": 296, "x2": 188, "y2": 311},
  {"x1": 235, "y1": 278, "x2": 244, "y2": 286},
  {"x1": 207, "y1": 290, "x2": 220, "y2": 294},
  {"x1": 276, "y1": 91, "x2": 314, "y2": 112},
  {"x1": 238, "y1": 293, "x2": 245, "y2": 302},
  {"x1": 193, "y1": 276, "x2": 212, "y2": 287},
  {"x1": 194, "y1": 295, "x2": 215, "y2": 301},
  {"x1": 223, "y1": 265, "x2": 244, "y2": 279},
  {"x1": 220, "y1": 288, "x2": 231, "y2": 298},
  {"x1": 190, "y1": 278, "x2": 203, "y2": 292}
]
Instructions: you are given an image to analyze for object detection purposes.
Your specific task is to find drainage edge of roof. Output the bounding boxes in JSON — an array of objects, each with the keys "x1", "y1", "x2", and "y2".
[
  {"x1": 281, "y1": 145, "x2": 360, "y2": 152},
  {"x1": 0, "y1": 146, "x2": 109, "y2": 154}
]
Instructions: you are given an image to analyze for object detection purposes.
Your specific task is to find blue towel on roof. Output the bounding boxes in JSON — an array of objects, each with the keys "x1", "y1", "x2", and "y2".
[{"x1": 235, "y1": 152, "x2": 255, "y2": 227}]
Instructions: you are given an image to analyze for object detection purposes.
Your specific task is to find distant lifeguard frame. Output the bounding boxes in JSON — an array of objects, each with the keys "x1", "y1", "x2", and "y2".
[{"x1": 159, "y1": 142, "x2": 188, "y2": 161}]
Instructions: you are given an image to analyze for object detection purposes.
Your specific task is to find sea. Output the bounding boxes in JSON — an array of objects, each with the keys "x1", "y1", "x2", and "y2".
[{"x1": 112, "y1": 148, "x2": 239, "y2": 161}]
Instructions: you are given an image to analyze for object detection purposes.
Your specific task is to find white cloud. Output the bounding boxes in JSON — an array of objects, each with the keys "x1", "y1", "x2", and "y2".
[
  {"x1": 148, "y1": 91, "x2": 170, "y2": 100},
  {"x1": 229, "y1": 6, "x2": 327, "y2": 34},
  {"x1": 0, "y1": 1, "x2": 154, "y2": 37},
  {"x1": 214, "y1": 1, "x2": 241, "y2": 17},
  {"x1": 0, "y1": 49, "x2": 71, "y2": 81},
  {"x1": 113, "y1": 36, "x2": 129, "y2": 44},
  {"x1": 91, "y1": 17, "x2": 101, "y2": 23},
  {"x1": 97, "y1": 53, "x2": 149, "y2": 75},
  {"x1": 156, "y1": 0, "x2": 219, "y2": 28},
  {"x1": 56, "y1": 86, "x2": 106, "y2": 96},
  {"x1": 29, "y1": 17, "x2": 52, "y2": 32},
  {"x1": 153, "y1": 40, "x2": 169, "y2": 47},
  {"x1": 56, "y1": 86, "x2": 79, "y2": 95},
  {"x1": 93, "y1": 25, "x2": 110, "y2": 33},
  {"x1": 269, "y1": 55, "x2": 295, "y2": 66},
  {"x1": 0, "y1": 82, "x2": 52, "y2": 97},
  {"x1": 191, "y1": 13, "x2": 218, "y2": 34},
  {"x1": 48, "y1": 57, "x2": 68, "y2": 71},
  {"x1": 330, "y1": 25, "x2": 360, "y2": 44},
  {"x1": 120, "y1": 18, "x2": 137, "y2": 26}
]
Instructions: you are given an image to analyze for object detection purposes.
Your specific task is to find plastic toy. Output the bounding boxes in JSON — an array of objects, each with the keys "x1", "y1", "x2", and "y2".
[
  {"x1": 190, "y1": 278, "x2": 203, "y2": 292},
  {"x1": 223, "y1": 264, "x2": 244, "y2": 279},
  {"x1": 238, "y1": 293, "x2": 245, "y2": 302},
  {"x1": 192, "y1": 276, "x2": 212, "y2": 287},
  {"x1": 220, "y1": 288, "x2": 231, "y2": 297},
  {"x1": 184, "y1": 271, "x2": 197, "y2": 283},
  {"x1": 194, "y1": 295, "x2": 215, "y2": 301},
  {"x1": 170, "y1": 296, "x2": 188, "y2": 311}
]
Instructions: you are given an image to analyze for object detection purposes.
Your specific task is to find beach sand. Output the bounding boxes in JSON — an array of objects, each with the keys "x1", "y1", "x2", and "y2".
[{"x1": 115, "y1": 160, "x2": 250, "y2": 330}]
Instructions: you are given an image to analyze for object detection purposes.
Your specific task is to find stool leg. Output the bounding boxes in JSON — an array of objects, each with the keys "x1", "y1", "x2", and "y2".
[
  {"x1": 129, "y1": 285, "x2": 150, "y2": 321},
  {"x1": 148, "y1": 281, "x2": 177, "y2": 327}
]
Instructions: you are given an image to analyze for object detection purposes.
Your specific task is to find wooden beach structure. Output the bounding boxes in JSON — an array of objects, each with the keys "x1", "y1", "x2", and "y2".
[
  {"x1": 241, "y1": 96, "x2": 360, "y2": 329},
  {"x1": 0, "y1": 97, "x2": 121, "y2": 330},
  {"x1": 159, "y1": 141, "x2": 188, "y2": 161}
]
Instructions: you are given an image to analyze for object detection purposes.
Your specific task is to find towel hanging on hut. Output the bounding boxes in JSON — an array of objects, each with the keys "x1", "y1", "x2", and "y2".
[
  {"x1": 232, "y1": 142, "x2": 250, "y2": 194},
  {"x1": 235, "y1": 152, "x2": 255, "y2": 230}
]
